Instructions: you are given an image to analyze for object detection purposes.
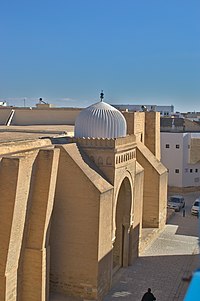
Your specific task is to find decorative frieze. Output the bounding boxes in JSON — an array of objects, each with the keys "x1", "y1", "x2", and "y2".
[{"x1": 115, "y1": 150, "x2": 136, "y2": 165}]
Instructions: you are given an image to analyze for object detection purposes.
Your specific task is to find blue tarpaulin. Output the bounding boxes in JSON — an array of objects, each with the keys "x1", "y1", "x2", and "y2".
[{"x1": 184, "y1": 269, "x2": 200, "y2": 301}]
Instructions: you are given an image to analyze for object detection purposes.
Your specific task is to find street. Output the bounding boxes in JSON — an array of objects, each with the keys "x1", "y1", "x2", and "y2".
[{"x1": 103, "y1": 191, "x2": 200, "y2": 301}]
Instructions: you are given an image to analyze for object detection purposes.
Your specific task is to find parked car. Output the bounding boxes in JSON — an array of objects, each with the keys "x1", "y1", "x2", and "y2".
[
  {"x1": 191, "y1": 198, "x2": 200, "y2": 216},
  {"x1": 167, "y1": 195, "x2": 185, "y2": 212}
]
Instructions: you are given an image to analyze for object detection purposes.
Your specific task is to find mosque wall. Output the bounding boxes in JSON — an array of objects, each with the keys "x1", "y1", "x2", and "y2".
[
  {"x1": 145, "y1": 111, "x2": 161, "y2": 160},
  {"x1": 0, "y1": 155, "x2": 33, "y2": 301},
  {"x1": 0, "y1": 103, "x2": 168, "y2": 301},
  {"x1": 131, "y1": 162, "x2": 144, "y2": 259},
  {"x1": 121, "y1": 111, "x2": 134, "y2": 135},
  {"x1": 83, "y1": 146, "x2": 116, "y2": 184},
  {"x1": 50, "y1": 145, "x2": 113, "y2": 300},
  {"x1": 21, "y1": 148, "x2": 60, "y2": 301},
  {"x1": 123, "y1": 111, "x2": 145, "y2": 143},
  {"x1": 0, "y1": 139, "x2": 112, "y2": 301},
  {"x1": 0, "y1": 109, "x2": 11, "y2": 125},
  {"x1": 0, "y1": 144, "x2": 59, "y2": 301},
  {"x1": 136, "y1": 141, "x2": 167, "y2": 228},
  {"x1": 0, "y1": 107, "x2": 81, "y2": 126},
  {"x1": 97, "y1": 190, "x2": 113, "y2": 299},
  {"x1": 74, "y1": 136, "x2": 137, "y2": 186},
  {"x1": 158, "y1": 173, "x2": 168, "y2": 229},
  {"x1": 123, "y1": 111, "x2": 161, "y2": 160},
  {"x1": 12, "y1": 108, "x2": 81, "y2": 125},
  {"x1": 75, "y1": 136, "x2": 143, "y2": 289}
]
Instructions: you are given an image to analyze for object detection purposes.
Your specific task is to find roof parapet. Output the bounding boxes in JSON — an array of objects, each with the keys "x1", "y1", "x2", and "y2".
[{"x1": 68, "y1": 135, "x2": 136, "y2": 149}]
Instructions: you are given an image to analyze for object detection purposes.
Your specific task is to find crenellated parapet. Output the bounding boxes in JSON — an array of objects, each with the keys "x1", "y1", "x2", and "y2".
[
  {"x1": 68, "y1": 136, "x2": 136, "y2": 172},
  {"x1": 66, "y1": 136, "x2": 136, "y2": 185},
  {"x1": 69, "y1": 135, "x2": 136, "y2": 149}
]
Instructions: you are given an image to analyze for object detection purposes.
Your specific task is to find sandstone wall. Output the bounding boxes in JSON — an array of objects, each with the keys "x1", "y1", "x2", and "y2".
[
  {"x1": 136, "y1": 141, "x2": 167, "y2": 228},
  {"x1": 0, "y1": 107, "x2": 81, "y2": 126},
  {"x1": 130, "y1": 162, "x2": 144, "y2": 262},
  {"x1": 0, "y1": 109, "x2": 12, "y2": 125},
  {"x1": 0, "y1": 140, "x2": 59, "y2": 301},
  {"x1": 21, "y1": 149, "x2": 60, "y2": 301},
  {"x1": 123, "y1": 111, "x2": 145, "y2": 143},
  {"x1": 145, "y1": 112, "x2": 161, "y2": 160},
  {"x1": 50, "y1": 145, "x2": 113, "y2": 300}
]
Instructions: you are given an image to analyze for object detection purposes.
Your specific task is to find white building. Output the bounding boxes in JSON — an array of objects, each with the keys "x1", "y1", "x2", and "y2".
[
  {"x1": 112, "y1": 104, "x2": 174, "y2": 116},
  {"x1": 0, "y1": 101, "x2": 7, "y2": 106},
  {"x1": 161, "y1": 117, "x2": 200, "y2": 188}
]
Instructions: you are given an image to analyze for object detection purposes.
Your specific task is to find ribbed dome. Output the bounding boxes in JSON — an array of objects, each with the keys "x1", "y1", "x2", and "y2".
[{"x1": 75, "y1": 101, "x2": 127, "y2": 138}]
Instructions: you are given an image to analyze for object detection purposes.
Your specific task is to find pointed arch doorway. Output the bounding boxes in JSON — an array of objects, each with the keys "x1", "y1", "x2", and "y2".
[{"x1": 113, "y1": 177, "x2": 132, "y2": 273}]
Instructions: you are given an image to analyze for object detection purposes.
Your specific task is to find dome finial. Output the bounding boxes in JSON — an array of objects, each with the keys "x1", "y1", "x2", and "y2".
[{"x1": 100, "y1": 90, "x2": 104, "y2": 102}]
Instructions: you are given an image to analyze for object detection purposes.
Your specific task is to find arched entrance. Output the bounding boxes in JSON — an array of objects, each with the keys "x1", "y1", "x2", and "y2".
[{"x1": 113, "y1": 177, "x2": 132, "y2": 273}]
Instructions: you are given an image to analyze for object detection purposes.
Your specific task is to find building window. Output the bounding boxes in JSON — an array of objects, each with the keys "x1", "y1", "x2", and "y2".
[
  {"x1": 175, "y1": 169, "x2": 179, "y2": 173},
  {"x1": 195, "y1": 169, "x2": 198, "y2": 173},
  {"x1": 185, "y1": 168, "x2": 188, "y2": 173},
  {"x1": 176, "y1": 144, "x2": 180, "y2": 149},
  {"x1": 188, "y1": 145, "x2": 190, "y2": 149},
  {"x1": 190, "y1": 169, "x2": 193, "y2": 173},
  {"x1": 166, "y1": 144, "x2": 170, "y2": 148}
]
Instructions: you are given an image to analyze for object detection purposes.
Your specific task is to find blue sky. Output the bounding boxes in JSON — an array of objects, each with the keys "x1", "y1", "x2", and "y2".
[{"x1": 0, "y1": 0, "x2": 199, "y2": 112}]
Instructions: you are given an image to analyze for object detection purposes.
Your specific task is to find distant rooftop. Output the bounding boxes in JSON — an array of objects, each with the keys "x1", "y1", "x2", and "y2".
[{"x1": 160, "y1": 117, "x2": 200, "y2": 133}]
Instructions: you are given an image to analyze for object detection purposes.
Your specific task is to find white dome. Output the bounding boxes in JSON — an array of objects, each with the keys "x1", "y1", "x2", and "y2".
[{"x1": 75, "y1": 101, "x2": 127, "y2": 139}]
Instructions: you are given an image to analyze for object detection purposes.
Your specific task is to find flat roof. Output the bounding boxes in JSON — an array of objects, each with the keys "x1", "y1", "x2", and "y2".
[{"x1": 0, "y1": 125, "x2": 74, "y2": 143}]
